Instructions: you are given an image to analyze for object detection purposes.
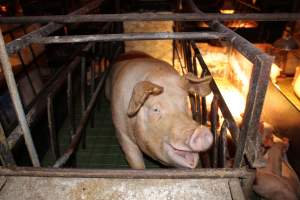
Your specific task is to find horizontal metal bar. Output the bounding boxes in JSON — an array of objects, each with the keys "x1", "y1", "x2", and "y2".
[
  {"x1": 1, "y1": 13, "x2": 300, "y2": 24},
  {"x1": 0, "y1": 167, "x2": 254, "y2": 179},
  {"x1": 5, "y1": 0, "x2": 104, "y2": 54},
  {"x1": 33, "y1": 32, "x2": 226, "y2": 44}
]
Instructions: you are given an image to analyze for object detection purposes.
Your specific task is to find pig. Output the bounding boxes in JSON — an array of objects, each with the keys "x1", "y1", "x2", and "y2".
[
  {"x1": 105, "y1": 51, "x2": 213, "y2": 169},
  {"x1": 253, "y1": 137, "x2": 300, "y2": 200}
]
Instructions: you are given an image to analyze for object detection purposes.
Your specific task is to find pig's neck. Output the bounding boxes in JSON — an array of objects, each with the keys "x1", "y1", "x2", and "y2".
[{"x1": 265, "y1": 146, "x2": 283, "y2": 176}]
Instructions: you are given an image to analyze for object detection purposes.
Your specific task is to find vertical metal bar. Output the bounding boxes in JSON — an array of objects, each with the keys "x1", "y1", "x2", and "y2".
[
  {"x1": 172, "y1": 40, "x2": 175, "y2": 67},
  {"x1": 201, "y1": 97, "x2": 207, "y2": 125},
  {"x1": 90, "y1": 51, "x2": 95, "y2": 128},
  {"x1": 47, "y1": 96, "x2": 60, "y2": 159},
  {"x1": 210, "y1": 96, "x2": 218, "y2": 168},
  {"x1": 0, "y1": 122, "x2": 15, "y2": 166},
  {"x1": 81, "y1": 57, "x2": 87, "y2": 149},
  {"x1": 220, "y1": 120, "x2": 228, "y2": 168},
  {"x1": 234, "y1": 54, "x2": 272, "y2": 167},
  {"x1": 67, "y1": 72, "x2": 75, "y2": 139},
  {"x1": 0, "y1": 27, "x2": 40, "y2": 167}
]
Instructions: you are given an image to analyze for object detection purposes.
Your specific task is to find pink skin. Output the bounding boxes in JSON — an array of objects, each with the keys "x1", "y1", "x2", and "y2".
[
  {"x1": 254, "y1": 140, "x2": 300, "y2": 199},
  {"x1": 106, "y1": 53, "x2": 213, "y2": 169}
]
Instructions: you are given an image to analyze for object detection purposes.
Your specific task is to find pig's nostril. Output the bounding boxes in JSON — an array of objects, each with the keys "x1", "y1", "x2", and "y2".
[{"x1": 189, "y1": 127, "x2": 213, "y2": 152}]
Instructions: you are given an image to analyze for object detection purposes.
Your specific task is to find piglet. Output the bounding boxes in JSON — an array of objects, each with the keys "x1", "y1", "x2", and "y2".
[{"x1": 253, "y1": 138, "x2": 300, "y2": 200}]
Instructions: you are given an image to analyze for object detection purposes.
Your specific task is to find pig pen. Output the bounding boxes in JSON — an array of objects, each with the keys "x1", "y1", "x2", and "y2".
[{"x1": 1, "y1": 0, "x2": 300, "y2": 199}]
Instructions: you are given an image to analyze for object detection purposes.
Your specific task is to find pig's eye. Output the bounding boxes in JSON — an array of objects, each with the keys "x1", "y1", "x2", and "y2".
[{"x1": 152, "y1": 106, "x2": 160, "y2": 113}]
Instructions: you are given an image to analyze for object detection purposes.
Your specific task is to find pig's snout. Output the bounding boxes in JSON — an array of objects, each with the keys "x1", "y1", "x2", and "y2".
[{"x1": 189, "y1": 126, "x2": 213, "y2": 152}]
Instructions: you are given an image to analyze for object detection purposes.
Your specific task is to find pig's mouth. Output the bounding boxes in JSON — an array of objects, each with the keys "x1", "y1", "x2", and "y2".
[{"x1": 164, "y1": 143, "x2": 199, "y2": 169}]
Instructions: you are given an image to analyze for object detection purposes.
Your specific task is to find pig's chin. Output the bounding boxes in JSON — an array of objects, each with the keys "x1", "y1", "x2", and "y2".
[{"x1": 164, "y1": 143, "x2": 199, "y2": 169}]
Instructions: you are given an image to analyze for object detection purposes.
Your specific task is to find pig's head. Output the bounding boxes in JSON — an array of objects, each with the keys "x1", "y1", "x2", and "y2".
[{"x1": 127, "y1": 72, "x2": 213, "y2": 168}]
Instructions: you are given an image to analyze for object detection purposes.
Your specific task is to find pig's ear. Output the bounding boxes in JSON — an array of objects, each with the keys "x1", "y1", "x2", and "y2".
[
  {"x1": 127, "y1": 81, "x2": 163, "y2": 117},
  {"x1": 184, "y1": 72, "x2": 212, "y2": 96}
]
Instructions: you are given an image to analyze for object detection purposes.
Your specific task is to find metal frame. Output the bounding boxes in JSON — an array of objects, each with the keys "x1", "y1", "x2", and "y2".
[
  {"x1": 0, "y1": 13, "x2": 300, "y2": 24},
  {"x1": 185, "y1": 0, "x2": 273, "y2": 168},
  {"x1": 0, "y1": 0, "x2": 279, "y2": 194}
]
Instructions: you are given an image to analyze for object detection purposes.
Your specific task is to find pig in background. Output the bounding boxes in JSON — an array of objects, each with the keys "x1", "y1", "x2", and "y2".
[
  {"x1": 105, "y1": 51, "x2": 213, "y2": 169},
  {"x1": 253, "y1": 122, "x2": 300, "y2": 200}
]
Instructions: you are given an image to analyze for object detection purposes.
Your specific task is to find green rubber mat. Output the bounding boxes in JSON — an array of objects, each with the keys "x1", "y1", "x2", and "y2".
[{"x1": 42, "y1": 94, "x2": 161, "y2": 169}]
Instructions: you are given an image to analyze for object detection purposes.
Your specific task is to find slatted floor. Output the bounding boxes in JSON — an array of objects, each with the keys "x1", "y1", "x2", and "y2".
[{"x1": 42, "y1": 93, "x2": 161, "y2": 168}]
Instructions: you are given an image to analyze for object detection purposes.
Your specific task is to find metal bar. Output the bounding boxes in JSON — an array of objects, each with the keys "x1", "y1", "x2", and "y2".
[
  {"x1": 186, "y1": 0, "x2": 273, "y2": 168},
  {"x1": 81, "y1": 57, "x2": 87, "y2": 149},
  {"x1": 0, "y1": 27, "x2": 40, "y2": 167},
  {"x1": 234, "y1": 54, "x2": 272, "y2": 167},
  {"x1": 201, "y1": 97, "x2": 207, "y2": 125},
  {"x1": 67, "y1": 72, "x2": 75, "y2": 138},
  {"x1": 33, "y1": 32, "x2": 226, "y2": 44},
  {"x1": 210, "y1": 96, "x2": 218, "y2": 168},
  {"x1": 1, "y1": 13, "x2": 300, "y2": 24},
  {"x1": 5, "y1": 0, "x2": 104, "y2": 54},
  {"x1": 0, "y1": 167, "x2": 254, "y2": 179},
  {"x1": 47, "y1": 96, "x2": 60, "y2": 159},
  {"x1": 220, "y1": 120, "x2": 228, "y2": 168},
  {"x1": 53, "y1": 70, "x2": 108, "y2": 168},
  {"x1": 90, "y1": 45, "x2": 96, "y2": 128},
  {"x1": 174, "y1": 41, "x2": 186, "y2": 75},
  {"x1": 185, "y1": 0, "x2": 272, "y2": 64},
  {"x1": 0, "y1": 122, "x2": 15, "y2": 166},
  {"x1": 191, "y1": 42, "x2": 239, "y2": 144}
]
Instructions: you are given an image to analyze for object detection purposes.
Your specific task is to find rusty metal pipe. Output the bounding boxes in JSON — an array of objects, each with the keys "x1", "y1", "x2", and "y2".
[
  {"x1": 210, "y1": 96, "x2": 219, "y2": 168},
  {"x1": 220, "y1": 120, "x2": 228, "y2": 168},
  {"x1": 33, "y1": 32, "x2": 226, "y2": 44},
  {"x1": 0, "y1": 166, "x2": 254, "y2": 179},
  {"x1": 1, "y1": 13, "x2": 300, "y2": 24},
  {"x1": 47, "y1": 96, "x2": 60, "y2": 159},
  {"x1": 81, "y1": 57, "x2": 87, "y2": 149}
]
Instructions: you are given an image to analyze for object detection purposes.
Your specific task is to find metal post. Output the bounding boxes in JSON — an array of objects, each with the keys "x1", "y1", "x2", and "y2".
[
  {"x1": 210, "y1": 96, "x2": 218, "y2": 168},
  {"x1": 90, "y1": 44, "x2": 96, "y2": 128},
  {"x1": 81, "y1": 57, "x2": 87, "y2": 149},
  {"x1": 67, "y1": 72, "x2": 75, "y2": 138},
  {"x1": 0, "y1": 27, "x2": 40, "y2": 167},
  {"x1": 47, "y1": 96, "x2": 60, "y2": 159},
  {"x1": 220, "y1": 120, "x2": 228, "y2": 168}
]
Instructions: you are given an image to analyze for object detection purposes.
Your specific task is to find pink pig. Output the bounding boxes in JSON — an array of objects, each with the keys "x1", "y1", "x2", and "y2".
[{"x1": 105, "y1": 52, "x2": 213, "y2": 169}]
